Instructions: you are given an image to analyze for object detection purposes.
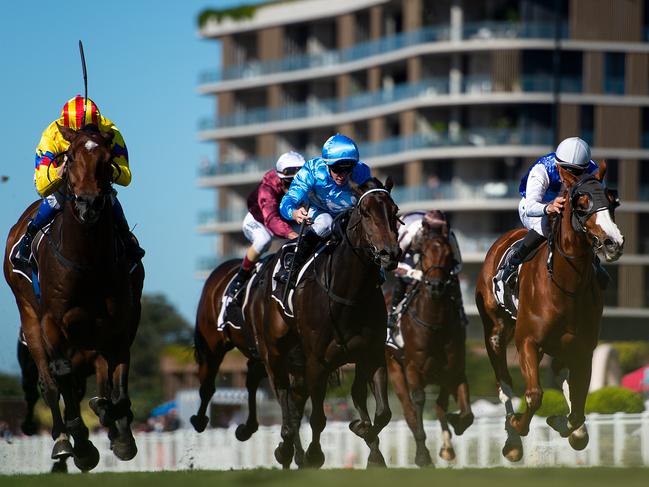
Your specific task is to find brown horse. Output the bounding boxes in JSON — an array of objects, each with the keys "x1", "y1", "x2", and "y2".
[
  {"x1": 4, "y1": 124, "x2": 144, "y2": 471},
  {"x1": 386, "y1": 211, "x2": 473, "y2": 467},
  {"x1": 475, "y1": 162, "x2": 623, "y2": 462},
  {"x1": 191, "y1": 260, "x2": 287, "y2": 445},
  {"x1": 247, "y1": 178, "x2": 401, "y2": 469}
]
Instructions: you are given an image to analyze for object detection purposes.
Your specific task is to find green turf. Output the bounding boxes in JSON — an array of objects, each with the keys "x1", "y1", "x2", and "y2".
[{"x1": 1, "y1": 468, "x2": 648, "y2": 487}]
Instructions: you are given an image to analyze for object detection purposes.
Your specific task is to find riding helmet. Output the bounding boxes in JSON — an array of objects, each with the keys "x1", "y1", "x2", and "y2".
[
  {"x1": 555, "y1": 137, "x2": 591, "y2": 168},
  {"x1": 275, "y1": 151, "x2": 305, "y2": 179},
  {"x1": 59, "y1": 95, "x2": 100, "y2": 129},
  {"x1": 322, "y1": 134, "x2": 359, "y2": 166}
]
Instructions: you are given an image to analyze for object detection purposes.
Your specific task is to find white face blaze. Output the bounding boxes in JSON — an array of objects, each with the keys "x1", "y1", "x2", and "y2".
[
  {"x1": 84, "y1": 140, "x2": 98, "y2": 151},
  {"x1": 594, "y1": 211, "x2": 624, "y2": 261}
]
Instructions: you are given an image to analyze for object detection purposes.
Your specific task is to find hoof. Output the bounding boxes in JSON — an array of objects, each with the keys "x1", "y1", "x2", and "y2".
[
  {"x1": 415, "y1": 449, "x2": 432, "y2": 467},
  {"x1": 235, "y1": 423, "x2": 257, "y2": 442},
  {"x1": 111, "y1": 437, "x2": 138, "y2": 461},
  {"x1": 439, "y1": 447, "x2": 455, "y2": 462},
  {"x1": 21, "y1": 419, "x2": 39, "y2": 436},
  {"x1": 349, "y1": 419, "x2": 373, "y2": 440},
  {"x1": 274, "y1": 441, "x2": 294, "y2": 469},
  {"x1": 546, "y1": 415, "x2": 571, "y2": 437},
  {"x1": 569, "y1": 425, "x2": 589, "y2": 451},
  {"x1": 190, "y1": 415, "x2": 209, "y2": 433},
  {"x1": 51, "y1": 438, "x2": 73, "y2": 460},
  {"x1": 367, "y1": 449, "x2": 386, "y2": 468},
  {"x1": 73, "y1": 442, "x2": 100, "y2": 472},
  {"x1": 89, "y1": 396, "x2": 112, "y2": 427},
  {"x1": 305, "y1": 444, "x2": 325, "y2": 469},
  {"x1": 447, "y1": 412, "x2": 474, "y2": 436},
  {"x1": 502, "y1": 439, "x2": 523, "y2": 462},
  {"x1": 51, "y1": 459, "x2": 68, "y2": 474}
]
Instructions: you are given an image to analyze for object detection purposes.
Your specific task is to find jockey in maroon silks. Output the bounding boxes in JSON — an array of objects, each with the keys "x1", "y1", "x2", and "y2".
[{"x1": 225, "y1": 151, "x2": 305, "y2": 298}]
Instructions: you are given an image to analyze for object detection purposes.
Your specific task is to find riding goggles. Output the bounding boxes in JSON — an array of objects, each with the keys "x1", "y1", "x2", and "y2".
[
  {"x1": 329, "y1": 161, "x2": 357, "y2": 175},
  {"x1": 277, "y1": 166, "x2": 301, "y2": 178}
]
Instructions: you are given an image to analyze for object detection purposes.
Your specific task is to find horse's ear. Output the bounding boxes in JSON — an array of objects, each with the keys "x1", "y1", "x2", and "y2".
[
  {"x1": 57, "y1": 123, "x2": 76, "y2": 143},
  {"x1": 385, "y1": 176, "x2": 394, "y2": 193},
  {"x1": 596, "y1": 160, "x2": 607, "y2": 181},
  {"x1": 101, "y1": 129, "x2": 115, "y2": 145},
  {"x1": 557, "y1": 164, "x2": 578, "y2": 187},
  {"x1": 442, "y1": 222, "x2": 449, "y2": 239}
]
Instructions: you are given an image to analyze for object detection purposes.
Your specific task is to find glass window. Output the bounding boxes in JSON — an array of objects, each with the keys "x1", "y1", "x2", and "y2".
[{"x1": 604, "y1": 52, "x2": 625, "y2": 94}]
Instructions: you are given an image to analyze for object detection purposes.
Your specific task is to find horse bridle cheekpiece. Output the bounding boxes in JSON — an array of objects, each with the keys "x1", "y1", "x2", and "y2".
[
  {"x1": 569, "y1": 175, "x2": 611, "y2": 234},
  {"x1": 345, "y1": 188, "x2": 392, "y2": 265}
]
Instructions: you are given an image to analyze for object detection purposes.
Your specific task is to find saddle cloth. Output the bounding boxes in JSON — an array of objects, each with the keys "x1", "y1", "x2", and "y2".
[
  {"x1": 217, "y1": 256, "x2": 272, "y2": 331},
  {"x1": 9, "y1": 225, "x2": 50, "y2": 302}
]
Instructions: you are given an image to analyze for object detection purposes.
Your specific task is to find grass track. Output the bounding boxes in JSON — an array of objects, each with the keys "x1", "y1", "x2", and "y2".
[{"x1": 2, "y1": 468, "x2": 648, "y2": 487}]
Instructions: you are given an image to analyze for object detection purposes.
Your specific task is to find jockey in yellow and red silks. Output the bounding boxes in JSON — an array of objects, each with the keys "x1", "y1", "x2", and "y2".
[{"x1": 12, "y1": 95, "x2": 144, "y2": 268}]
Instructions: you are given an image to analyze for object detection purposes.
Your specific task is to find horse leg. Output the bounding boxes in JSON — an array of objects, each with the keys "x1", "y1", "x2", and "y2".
[
  {"x1": 267, "y1": 348, "x2": 297, "y2": 469},
  {"x1": 511, "y1": 337, "x2": 543, "y2": 436},
  {"x1": 106, "y1": 350, "x2": 137, "y2": 461},
  {"x1": 366, "y1": 362, "x2": 391, "y2": 468},
  {"x1": 235, "y1": 359, "x2": 265, "y2": 441},
  {"x1": 435, "y1": 387, "x2": 455, "y2": 462},
  {"x1": 446, "y1": 378, "x2": 474, "y2": 436},
  {"x1": 304, "y1": 359, "x2": 327, "y2": 469},
  {"x1": 405, "y1": 363, "x2": 431, "y2": 468},
  {"x1": 190, "y1": 340, "x2": 228, "y2": 433},
  {"x1": 388, "y1": 354, "x2": 431, "y2": 466},
  {"x1": 18, "y1": 340, "x2": 40, "y2": 436},
  {"x1": 89, "y1": 355, "x2": 113, "y2": 427},
  {"x1": 479, "y1": 307, "x2": 521, "y2": 461}
]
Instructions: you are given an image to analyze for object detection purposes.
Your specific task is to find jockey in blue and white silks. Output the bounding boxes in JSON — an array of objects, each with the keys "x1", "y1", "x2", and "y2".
[
  {"x1": 277, "y1": 133, "x2": 372, "y2": 284},
  {"x1": 500, "y1": 137, "x2": 598, "y2": 286}
]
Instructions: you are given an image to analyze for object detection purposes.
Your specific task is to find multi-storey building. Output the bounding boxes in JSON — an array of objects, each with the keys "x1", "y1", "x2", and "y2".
[{"x1": 196, "y1": 0, "x2": 649, "y2": 338}]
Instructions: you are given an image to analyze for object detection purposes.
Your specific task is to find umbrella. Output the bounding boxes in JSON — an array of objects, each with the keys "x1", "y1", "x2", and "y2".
[
  {"x1": 621, "y1": 365, "x2": 649, "y2": 393},
  {"x1": 150, "y1": 400, "x2": 177, "y2": 417}
]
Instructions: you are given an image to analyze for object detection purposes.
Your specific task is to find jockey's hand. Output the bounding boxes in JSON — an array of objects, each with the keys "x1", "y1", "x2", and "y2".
[
  {"x1": 287, "y1": 231, "x2": 299, "y2": 239},
  {"x1": 292, "y1": 207, "x2": 310, "y2": 224},
  {"x1": 55, "y1": 162, "x2": 66, "y2": 178},
  {"x1": 546, "y1": 196, "x2": 566, "y2": 214}
]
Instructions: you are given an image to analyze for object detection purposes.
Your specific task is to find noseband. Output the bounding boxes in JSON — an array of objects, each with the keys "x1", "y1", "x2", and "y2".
[
  {"x1": 345, "y1": 188, "x2": 394, "y2": 265},
  {"x1": 567, "y1": 175, "x2": 614, "y2": 254}
]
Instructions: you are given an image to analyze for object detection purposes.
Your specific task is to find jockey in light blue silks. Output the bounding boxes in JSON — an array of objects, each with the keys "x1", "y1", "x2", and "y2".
[
  {"x1": 500, "y1": 136, "x2": 599, "y2": 287},
  {"x1": 278, "y1": 133, "x2": 372, "y2": 284}
]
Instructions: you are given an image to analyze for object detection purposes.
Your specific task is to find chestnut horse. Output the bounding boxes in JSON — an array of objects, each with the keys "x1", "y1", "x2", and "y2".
[
  {"x1": 475, "y1": 162, "x2": 623, "y2": 462},
  {"x1": 247, "y1": 178, "x2": 401, "y2": 469},
  {"x1": 386, "y1": 211, "x2": 473, "y2": 467},
  {"x1": 4, "y1": 124, "x2": 144, "y2": 471}
]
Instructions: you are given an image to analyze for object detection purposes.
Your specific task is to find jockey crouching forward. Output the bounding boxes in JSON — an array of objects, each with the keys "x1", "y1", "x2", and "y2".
[
  {"x1": 500, "y1": 136, "x2": 604, "y2": 288},
  {"x1": 388, "y1": 211, "x2": 468, "y2": 335},
  {"x1": 12, "y1": 95, "x2": 144, "y2": 270},
  {"x1": 225, "y1": 151, "x2": 306, "y2": 298},
  {"x1": 277, "y1": 134, "x2": 372, "y2": 285}
]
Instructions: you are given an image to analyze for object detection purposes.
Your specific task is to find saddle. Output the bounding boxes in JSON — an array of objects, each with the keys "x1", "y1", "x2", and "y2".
[
  {"x1": 218, "y1": 256, "x2": 273, "y2": 332},
  {"x1": 492, "y1": 237, "x2": 544, "y2": 319},
  {"x1": 8, "y1": 225, "x2": 51, "y2": 302}
]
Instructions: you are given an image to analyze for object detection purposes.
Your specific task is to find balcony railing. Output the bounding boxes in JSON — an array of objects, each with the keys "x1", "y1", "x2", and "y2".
[
  {"x1": 199, "y1": 21, "x2": 567, "y2": 84},
  {"x1": 198, "y1": 207, "x2": 247, "y2": 225},
  {"x1": 198, "y1": 128, "x2": 552, "y2": 178},
  {"x1": 392, "y1": 180, "x2": 520, "y2": 205}
]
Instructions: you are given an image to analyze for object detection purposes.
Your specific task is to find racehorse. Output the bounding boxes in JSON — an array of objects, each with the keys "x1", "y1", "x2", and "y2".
[
  {"x1": 248, "y1": 177, "x2": 401, "y2": 469},
  {"x1": 475, "y1": 161, "x2": 623, "y2": 462},
  {"x1": 386, "y1": 211, "x2": 473, "y2": 467},
  {"x1": 4, "y1": 123, "x2": 144, "y2": 471}
]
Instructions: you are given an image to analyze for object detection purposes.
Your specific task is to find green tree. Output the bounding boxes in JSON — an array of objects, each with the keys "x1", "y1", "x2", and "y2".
[
  {"x1": 127, "y1": 293, "x2": 193, "y2": 422},
  {"x1": 0, "y1": 372, "x2": 22, "y2": 398}
]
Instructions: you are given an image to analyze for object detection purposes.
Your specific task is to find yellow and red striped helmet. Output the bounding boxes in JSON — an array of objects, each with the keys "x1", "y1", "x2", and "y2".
[{"x1": 59, "y1": 95, "x2": 100, "y2": 129}]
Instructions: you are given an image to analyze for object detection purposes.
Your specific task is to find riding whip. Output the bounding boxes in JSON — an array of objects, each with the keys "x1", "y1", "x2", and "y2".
[
  {"x1": 283, "y1": 204, "x2": 311, "y2": 304},
  {"x1": 78, "y1": 40, "x2": 88, "y2": 127}
]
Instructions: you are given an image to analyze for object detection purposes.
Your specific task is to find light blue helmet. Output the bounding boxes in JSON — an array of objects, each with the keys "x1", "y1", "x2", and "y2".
[{"x1": 322, "y1": 134, "x2": 359, "y2": 166}]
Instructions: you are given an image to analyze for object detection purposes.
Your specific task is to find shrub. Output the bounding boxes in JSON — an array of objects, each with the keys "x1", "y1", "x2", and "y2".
[
  {"x1": 518, "y1": 388, "x2": 569, "y2": 417},
  {"x1": 585, "y1": 386, "x2": 645, "y2": 414}
]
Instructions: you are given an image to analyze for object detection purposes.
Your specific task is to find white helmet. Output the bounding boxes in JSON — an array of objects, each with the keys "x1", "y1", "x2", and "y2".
[
  {"x1": 555, "y1": 137, "x2": 591, "y2": 169},
  {"x1": 276, "y1": 151, "x2": 305, "y2": 179}
]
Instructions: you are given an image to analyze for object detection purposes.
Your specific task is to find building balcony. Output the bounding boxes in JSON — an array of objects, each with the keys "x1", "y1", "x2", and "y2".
[
  {"x1": 199, "y1": 21, "x2": 568, "y2": 89},
  {"x1": 198, "y1": 129, "x2": 552, "y2": 185},
  {"x1": 392, "y1": 180, "x2": 520, "y2": 206}
]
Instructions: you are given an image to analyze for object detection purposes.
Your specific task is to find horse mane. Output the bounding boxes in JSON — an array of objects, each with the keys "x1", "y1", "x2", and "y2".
[{"x1": 349, "y1": 177, "x2": 384, "y2": 197}]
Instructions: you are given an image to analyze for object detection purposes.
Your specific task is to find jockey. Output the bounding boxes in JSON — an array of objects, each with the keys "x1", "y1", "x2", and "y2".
[
  {"x1": 500, "y1": 136, "x2": 598, "y2": 286},
  {"x1": 11, "y1": 95, "x2": 144, "y2": 269},
  {"x1": 388, "y1": 211, "x2": 468, "y2": 333},
  {"x1": 225, "y1": 151, "x2": 306, "y2": 298},
  {"x1": 278, "y1": 133, "x2": 372, "y2": 283}
]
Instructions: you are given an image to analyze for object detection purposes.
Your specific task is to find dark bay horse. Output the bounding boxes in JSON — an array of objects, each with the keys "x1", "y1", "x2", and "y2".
[
  {"x1": 4, "y1": 124, "x2": 144, "y2": 471},
  {"x1": 248, "y1": 178, "x2": 401, "y2": 469},
  {"x1": 386, "y1": 211, "x2": 473, "y2": 467},
  {"x1": 475, "y1": 162, "x2": 623, "y2": 462},
  {"x1": 191, "y1": 259, "x2": 271, "y2": 441}
]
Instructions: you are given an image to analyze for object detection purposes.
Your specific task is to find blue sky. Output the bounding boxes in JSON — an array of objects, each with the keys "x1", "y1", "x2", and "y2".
[{"x1": 0, "y1": 1, "x2": 266, "y2": 373}]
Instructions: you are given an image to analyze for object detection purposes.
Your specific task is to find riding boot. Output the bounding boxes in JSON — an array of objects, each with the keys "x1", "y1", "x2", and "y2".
[
  {"x1": 387, "y1": 277, "x2": 408, "y2": 331},
  {"x1": 501, "y1": 229, "x2": 545, "y2": 287},
  {"x1": 113, "y1": 199, "x2": 145, "y2": 264},
  {"x1": 12, "y1": 198, "x2": 58, "y2": 267},
  {"x1": 449, "y1": 274, "x2": 468, "y2": 326},
  {"x1": 276, "y1": 229, "x2": 321, "y2": 285},
  {"x1": 593, "y1": 256, "x2": 611, "y2": 290},
  {"x1": 225, "y1": 266, "x2": 253, "y2": 299}
]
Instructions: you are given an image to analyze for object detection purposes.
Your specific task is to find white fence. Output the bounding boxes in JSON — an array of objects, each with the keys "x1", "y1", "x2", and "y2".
[{"x1": 1, "y1": 413, "x2": 648, "y2": 474}]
